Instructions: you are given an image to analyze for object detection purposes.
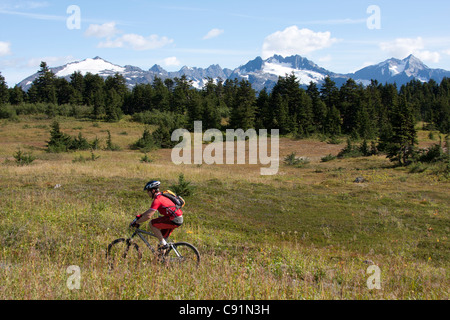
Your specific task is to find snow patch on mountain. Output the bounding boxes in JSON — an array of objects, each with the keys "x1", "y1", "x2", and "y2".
[
  {"x1": 263, "y1": 61, "x2": 325, "y2": 83},
  {"x1": 388, "y1": 60, "x2": 406, "y2": 76},
  {"x1": 55, "y1": 57, "x2": 125, "y2": 77}
]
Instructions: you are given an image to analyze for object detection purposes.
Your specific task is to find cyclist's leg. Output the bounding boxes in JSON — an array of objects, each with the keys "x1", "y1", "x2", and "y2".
[
  {"x1": 151, "y1": 216, "x2": 178, "y2": 244},
  {"x1": 162, "y1": 228, "x2": 176, "y2": 240},
  {"x1": 149, "y1": 221, "x2": 163, "y2": 240}
]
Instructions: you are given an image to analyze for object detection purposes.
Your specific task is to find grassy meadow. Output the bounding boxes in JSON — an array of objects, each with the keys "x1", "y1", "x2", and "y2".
[{"x1": 0, "y1": 116, "x2": 449, "y2": 300}]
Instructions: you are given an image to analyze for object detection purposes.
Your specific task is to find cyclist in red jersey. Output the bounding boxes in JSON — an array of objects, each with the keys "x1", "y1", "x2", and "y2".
[{"x1": 131, "y1": 180, "x2": 183, "y2": 251}]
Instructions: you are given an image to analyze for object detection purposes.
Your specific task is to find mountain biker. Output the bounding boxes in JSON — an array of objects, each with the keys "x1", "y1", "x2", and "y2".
[{"x1": 130, "y1": 180, "x2": 183, "y2": 252}]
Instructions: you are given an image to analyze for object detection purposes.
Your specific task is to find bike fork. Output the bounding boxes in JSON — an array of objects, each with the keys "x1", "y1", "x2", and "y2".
[{"x1": 169, "y1": 244, "x2": 182, "y2": 258}]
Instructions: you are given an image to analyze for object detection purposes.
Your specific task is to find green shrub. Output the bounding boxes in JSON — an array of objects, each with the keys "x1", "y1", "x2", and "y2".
[
  {"x1": 416, "y1": 144, "x2": 448, "y2": 163},
  {"x1": 409, "y1": 162, "x2": 428, "y2": 173},
  {"x1": 90, "y1": 136, "x2": 100, "y2": 150},
  {"x1": 140, "y1": 154, "x2": 153, "y2": 163},
  {"x1": 47, "y1": 121, "x2": 74, "y2": 153},
  {"x1": 284, "y1": 152, "x2": 300, "y2": 166},
  {"x1": 47, "y1": 120, "x2": 101, "y2": 153},
  {"x1": 104, "y1": 130, "x2": 121, "y2": 151},
  {"x1": 132, "y1": 111, "x2": 187, "y2": 149},
  {"x1": 169, "y1": 173, "x2": 195, "y2": 197},
  {"x1": 13, "y1": 149, "x2": 36, "y2": 166},
  {"x1": 284, "y1": 152, "x2": 310, "y2": 167},
  {"x1": 0, "y1": 105, "x2": 18, "y2": 120},
  {"x1": 327, "y1": 136, "x2": 342, "y2": 145},
  {"x1": 72, "y1": 132, "x2": 91, "y2": 151},
  {"x1": 131, "y1": 128, "x2": 157, "y2": 152},
  {"x1": 132, "y1": 110, "x2": 186, "y2": 127},
  {"x1": 337, "y1": 139, "x2": 362, "y2": 158},
  {"x1": 72, "y1": 151, "x2": 100, "y2": 163},
  {"x1": 321, "y1": 154, "x2": 337, "y2": 162}
]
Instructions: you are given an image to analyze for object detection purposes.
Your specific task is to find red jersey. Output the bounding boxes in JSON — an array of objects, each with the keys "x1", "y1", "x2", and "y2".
[{"x1": 150, "y1": 192, "x2": 183, "y2": 220}]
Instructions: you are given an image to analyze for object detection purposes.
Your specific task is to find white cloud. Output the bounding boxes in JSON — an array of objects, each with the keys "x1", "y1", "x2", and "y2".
[
  {"x1": 0, "y1": 41, "x2": 12, "y2": 56},
  {"x1": 85, "y1": 22, "x2": 119, "y2": 38},
  {"x1": 303, "y1": 18, "x2": 366, "y2": 25},
  {"x1": 380, "y1": 37, "x2": 423, "y2": 57},
  {"x1": 318, "y1": 55, "x2": 332, "y2": 63},
  {"x1": 415, "y1": 50, "x2": 441, "y2": 64},
  {"x1": 26, "y1": 55, "x2": 76, "y2": 68},
  {"x1": 380, "y1": 37, "x2": 441, "y2": 63},
  {"x1": 0, "y1": 1, "x2": 49, "y2": 10},
  {"x1": 162, "y1": 57, "x2": 181, "y2": 67},
  {"x1": 262, "y1": 26, "x2": 338, "y2": 59},
  {"x1": 0, "y1": 8, "x2": 65, "y2": 21},
  {"x1": 86, "y1": 22, "x2": 173, "y2": 51},
  {"x1": 203, "y1": 28, "x2": 224, "y2": 40},
  {"x1": 98, "y1": 33, "x2": 173, "y2": 51},
  {"x1": 16, "y1": 1, "x2": 49, "y2": 9}
]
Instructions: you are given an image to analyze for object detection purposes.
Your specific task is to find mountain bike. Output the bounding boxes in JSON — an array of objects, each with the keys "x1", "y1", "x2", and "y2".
[{"x1": 106, "y1": 218, "x2": 200, "y2": 270}]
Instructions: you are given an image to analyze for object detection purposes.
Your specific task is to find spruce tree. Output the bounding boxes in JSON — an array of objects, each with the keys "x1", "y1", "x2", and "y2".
[
  {"x1": 125, "y1": 84, "x2": 153, "y2": 114},
  {"x1": 152, "y1": 77, "x2": 170, "y2": 111},
  {"x1": 0, "y1": 73, "x2": 9, "y2": 105},
  {"x1": 271, "y1": 93, "x2": 289, "y2": 134},
  {"x1": 9, "y1": 85, "x2": 24, "y2": 105},
  {"x1": 324, "y1": 105, "x2": 341, "y2": 137},
  {"x1": 105, "y1": 88, "x2": 123, "y2": 122},
  {"x1": 229, "y1": 80, "x2": 256, "y2": 130},
  {"x1": 255, "y1": 88, "x2": 271, "y2": 130},
  {"x1": 320, "y1": 76, "x2": 339, "y2": 109},
  {"x1": 339, "y1": 78, "x2": 364, "y2": 135},
  {"x1": 384, "y1": 95, "x2": 418, "y2": 165},
  {"x1": 202, "y1": 94, "x2": 222, "y2": 130},
  {"x1": 171, "y1": 75, "x2": 193, "y2": 114},
  {"x1": 47, "y1": 120, "x2": 73, "y2": 153},
  {"x1": 31, "y1": 62, "x2": 57, "y2": 104},
  {"x1": 84, "y1": 73, "x2": 106, "y2": 118},
  {"x1": 105, "y1": 73, "x2": 127, "y2": 115},
  {"x1": 55, "y1": 78, "x2": 75, "y2": 105},
  {"x1": 296, "y1": 90, "x2": 314, "y2": 137},
  {"x1": 69, "y1": 71, "x2": 84, "y2": 105},
  {"x1": 307, "y1": 82, "x2": 327, "y2": 134},
  {"x1": 186, "y1": 90, "x2": 203, "y2": 130}
]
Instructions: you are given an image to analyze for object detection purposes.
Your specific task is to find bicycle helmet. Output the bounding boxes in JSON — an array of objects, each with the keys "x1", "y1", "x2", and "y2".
[{"x1": 144, "y1": 180, "x2": 160, "y2": 191}]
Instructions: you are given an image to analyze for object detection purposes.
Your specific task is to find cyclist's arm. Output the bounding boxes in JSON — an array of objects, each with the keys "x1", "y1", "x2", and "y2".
[{"x1": 136, "y1": 208, "x2": 157, "y2": 225}]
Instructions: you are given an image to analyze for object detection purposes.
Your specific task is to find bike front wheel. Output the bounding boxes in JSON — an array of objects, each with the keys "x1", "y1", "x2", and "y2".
[
  {"x1": 106, "y1": 238, "x2": 142, "y2": 270},
  {"x1": 164, "y1": 242, "x2": 200, "y2": 268}
]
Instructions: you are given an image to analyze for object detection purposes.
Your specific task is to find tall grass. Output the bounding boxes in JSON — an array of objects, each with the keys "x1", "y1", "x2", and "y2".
[{"x1": 0, "y1": 117, "x2": 449, "y2": 300}]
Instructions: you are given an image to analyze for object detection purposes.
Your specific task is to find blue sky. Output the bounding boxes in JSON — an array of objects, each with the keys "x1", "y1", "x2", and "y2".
[{"x1": 1, "y1": 0, "x2": 450, "y2": 86}]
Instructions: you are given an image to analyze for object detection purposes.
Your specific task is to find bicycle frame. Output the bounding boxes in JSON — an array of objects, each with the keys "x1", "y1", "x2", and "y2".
[
  {"x1": 130, "y1": 228, "x2": 158, "y2": 254},
  {"x1": 130, "y1": 228, "x2": 184, "y2": 259},
  {"x1": 107, "y1": 225, "x2": 200, "y2": 269}
]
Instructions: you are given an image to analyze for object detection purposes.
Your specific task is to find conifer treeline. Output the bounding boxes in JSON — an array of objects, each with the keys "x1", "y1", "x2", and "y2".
[{"x1": 1, "y1": 61, "x2": 449, "y2": 137}]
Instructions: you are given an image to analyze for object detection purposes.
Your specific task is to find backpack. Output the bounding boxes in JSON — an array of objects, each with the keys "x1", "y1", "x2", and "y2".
[{"x1": 160, "y1": 190, "x2": 185, "y2": 215}]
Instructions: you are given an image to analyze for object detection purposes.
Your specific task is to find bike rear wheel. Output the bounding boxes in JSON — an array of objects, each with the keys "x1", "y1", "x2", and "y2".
[
  {"x1": 164, "y1": 242, "x2": 200, "y2": 267},
  {"x1": 106, "y1": 238, "x2": 142, "y2": 270}
]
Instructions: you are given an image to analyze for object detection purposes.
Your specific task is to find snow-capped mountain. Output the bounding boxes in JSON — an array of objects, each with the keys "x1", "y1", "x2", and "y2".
[
  {"x1": 169, "y1": 64, "x2": 233, "y2": 89},
  {"x1": 228, "y1": 54, "x2": 347, "y2": 91},
  {"x1": 17, "y1": 54, "x2": 450, "y2": 92},
  {"x1": 19, "y1": 57, "x2": 130, "y2": 90},
  {"x1": 18, "y1": 56, "x2": 233, "y2": 91},
  {"x1": 348, "y1": 54, "x2": 450, "y2": 86}
]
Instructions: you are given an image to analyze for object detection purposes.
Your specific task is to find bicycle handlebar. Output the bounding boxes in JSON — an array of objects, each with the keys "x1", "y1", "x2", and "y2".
[{"x1": 130, "y1": 217, "x2": 140, "y2": 228}]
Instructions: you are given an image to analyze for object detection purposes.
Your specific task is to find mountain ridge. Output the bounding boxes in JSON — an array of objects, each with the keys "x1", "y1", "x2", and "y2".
[{"x1": 17, "y1": 54, "x2": 450, "y2": 92}]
